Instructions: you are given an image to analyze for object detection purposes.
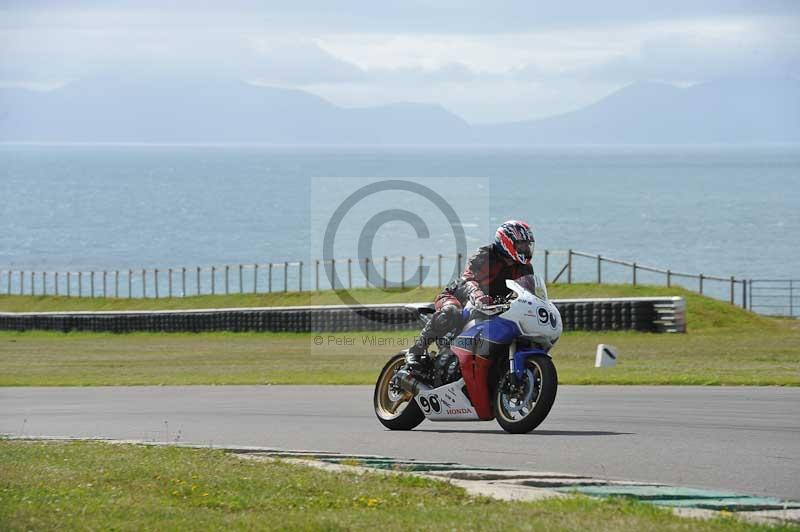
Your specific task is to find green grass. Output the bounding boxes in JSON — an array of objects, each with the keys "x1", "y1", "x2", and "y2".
[
  {"x1": 0, "y1": 440, "x2": 786, "y2": 531},
  {"x1": 0, "y1": 325, "x2": 797, "y2": 386},
  {"x1": 0, "y1": 286, "x2": 441, "y2": 312},
  {"x1": 0, "y1": 284, "x2": 797, "y2": 386}
]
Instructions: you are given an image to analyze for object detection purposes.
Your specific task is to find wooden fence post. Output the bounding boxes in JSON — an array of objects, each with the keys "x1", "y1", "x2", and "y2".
[
  {"x1": 567, "y1": 250, "x2": 573, "y2": 284},
  {"x1": 597, "y1": 254, "x2": 602, "y2": 284},
  {"x1": 298, "y1": 261, "x2": 303, "y2": 291},
  {"x1": 254, "y1": 264, "x2": 259, "y2": 294},
  {"x1": 544, "y1": 250, "x2": 549, "y2": 283},
  {"x1": 225, "y1": 265, "x2": 229, "y2": 295}
]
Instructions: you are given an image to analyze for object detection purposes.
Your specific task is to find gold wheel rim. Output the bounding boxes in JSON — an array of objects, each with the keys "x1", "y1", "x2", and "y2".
[
  {"x1": 497, "y1": 359, "x2": 543, "y2": 423},
  {"x1": 376, "y1": 358, "x2": 412, "y2": 420}
]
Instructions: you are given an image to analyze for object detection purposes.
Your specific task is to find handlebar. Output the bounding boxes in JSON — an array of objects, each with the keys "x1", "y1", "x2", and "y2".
[{"x1": 474, "y1": 303, "x2": 510, "y2": 315}]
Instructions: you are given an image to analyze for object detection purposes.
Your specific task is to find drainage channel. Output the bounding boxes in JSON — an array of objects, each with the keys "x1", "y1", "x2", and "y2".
[
  {"x1": 552, "y1": 485, "x2": 800, "y2": 512},
  {"x1": 243, "y1": 450, "x2": 506, "y2": 473}
]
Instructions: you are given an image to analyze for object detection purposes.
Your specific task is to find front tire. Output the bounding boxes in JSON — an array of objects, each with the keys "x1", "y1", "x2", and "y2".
[
  {"x1": 493, "y1": 355, "x2": 557, "y2": 434},
  {"x1": 374, "y1": 352, "x2": 425, "y2": 430}
]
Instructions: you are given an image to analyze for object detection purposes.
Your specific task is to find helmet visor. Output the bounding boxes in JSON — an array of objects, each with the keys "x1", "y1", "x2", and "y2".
[{"x1": 515, "y1": 240, "x2": 533, "y2": 259}]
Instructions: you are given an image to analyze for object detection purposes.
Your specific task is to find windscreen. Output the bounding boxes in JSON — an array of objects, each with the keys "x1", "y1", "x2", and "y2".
[{"x1": 513, "y1": 273, "x2": 548, "y2": 300}]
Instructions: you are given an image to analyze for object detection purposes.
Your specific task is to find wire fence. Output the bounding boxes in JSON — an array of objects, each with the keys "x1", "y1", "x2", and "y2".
[
  {"x1": 0, "y1": 254, "x2": 467, "y2": 299},
  {"x1": 0, "y1": 250, "x2": 795, "y2": 317},
  {"x1": 748, "y1": 280, "x2": 797, "y2": 317}
]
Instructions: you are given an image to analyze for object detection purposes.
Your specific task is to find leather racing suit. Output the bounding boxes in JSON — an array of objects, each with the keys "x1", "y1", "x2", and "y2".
[{"x1": 411, "y1": 244, "x2": 534, "y2": 356}]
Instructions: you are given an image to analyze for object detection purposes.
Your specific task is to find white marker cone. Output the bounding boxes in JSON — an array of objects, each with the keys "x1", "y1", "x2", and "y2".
[{"x1": 595, "y1": 344, "x2": 618, "y2": 368}]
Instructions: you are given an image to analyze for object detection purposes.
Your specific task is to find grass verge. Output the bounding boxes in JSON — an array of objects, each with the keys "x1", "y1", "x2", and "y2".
[
  {"x1": 0, "y1": 326, "x2": 797, "y2": 386},
  {"x1": 0, "y1": 284, "x2": 797, "y2": 386},
  {"x1": 0, "y1": 286, "x2": 441, "y2": 312},
  {"x1": 0, "y1": 440, "x2": 782, "y2": 531}
]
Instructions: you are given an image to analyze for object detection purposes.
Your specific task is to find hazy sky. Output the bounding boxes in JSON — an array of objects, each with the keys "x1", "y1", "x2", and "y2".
[{"x1": 1, "y1": 1, "x2": 798, "y2": 122}]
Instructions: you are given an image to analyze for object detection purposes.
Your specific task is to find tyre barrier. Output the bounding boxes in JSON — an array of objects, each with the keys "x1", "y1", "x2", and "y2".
[{"x1": 0, "y1": 297, "x2": 685, "y2": 334}]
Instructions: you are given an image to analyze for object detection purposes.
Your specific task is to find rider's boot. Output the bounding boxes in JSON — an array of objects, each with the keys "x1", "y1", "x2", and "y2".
[
  {"x1": 404, "y1": 322, "x2": 436, "y2": 374},
  {"x1": 405, "y1": 304, "x2": 461, "y2": 374}
]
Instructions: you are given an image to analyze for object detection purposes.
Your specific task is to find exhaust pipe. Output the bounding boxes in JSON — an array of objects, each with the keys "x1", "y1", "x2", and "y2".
[{"x1": 394, "y1": 368, "x2": 433, "y2": 395}]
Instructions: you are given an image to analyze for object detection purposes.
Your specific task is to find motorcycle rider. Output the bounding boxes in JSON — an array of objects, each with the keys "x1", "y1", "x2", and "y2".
[{"x1": 405, "y1": 220, "x2": 536, "y2": 371}]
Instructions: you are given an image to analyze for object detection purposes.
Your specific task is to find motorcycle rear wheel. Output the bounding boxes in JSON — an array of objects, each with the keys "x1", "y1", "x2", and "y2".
[
  {"x1": 493, "y1": 355, "x2": 558, "y2": 434},
  {"x1": 373, "y1": 352, "x2": 425, "y2": 430}
]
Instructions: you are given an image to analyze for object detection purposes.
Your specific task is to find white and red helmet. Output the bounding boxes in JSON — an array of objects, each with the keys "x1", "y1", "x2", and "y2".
[{"x1": 494, "y1": 220, "x2": 535, "y2": 264}]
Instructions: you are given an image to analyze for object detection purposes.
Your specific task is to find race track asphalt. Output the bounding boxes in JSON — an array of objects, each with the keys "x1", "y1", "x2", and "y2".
[{"x1": 1, "y1": 385, "x2": 798, "y2": 500}]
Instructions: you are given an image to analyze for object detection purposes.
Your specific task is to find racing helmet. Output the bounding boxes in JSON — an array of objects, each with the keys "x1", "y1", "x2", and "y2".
[{"x1": 494, "y1": 220, "x2": 535, "y2": 264}]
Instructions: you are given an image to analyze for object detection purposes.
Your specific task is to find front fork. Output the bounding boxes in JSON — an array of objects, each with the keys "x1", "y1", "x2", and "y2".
[{"x1": 507, "y1": 340, "x2": 518, "y2": 386}]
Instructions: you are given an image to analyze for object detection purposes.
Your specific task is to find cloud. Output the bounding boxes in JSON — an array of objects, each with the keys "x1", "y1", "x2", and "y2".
[
  {"x1": 248, "y1": 41, "x2": 367, "y2": 84},
  {"x1": 246, "y1": 42, "x2": 483, "y2": 86},
  {"x1": 318, "y1": 16, "x2": 800, "y2": 83},
  {"x1": 3, "y1": 1, "x2": 798, "y2": 34},
  {"x1": 1, "y1": 3, "x2": 797, "y2": 121},
  {"x1": 573, "y1": 19, "x2": 800, "y2": 82}
]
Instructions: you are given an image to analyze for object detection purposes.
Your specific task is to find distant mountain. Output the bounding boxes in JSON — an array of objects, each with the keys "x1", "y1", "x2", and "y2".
[
  {"x1": 1, "y1": 75, "x2": 798, "y2": 144},
  {"x1": 0, "y1": 76, "x2": 472, "y2": 144},
  {"x1": 476, "y1": 77, "x2": 800, "y2": 144}
]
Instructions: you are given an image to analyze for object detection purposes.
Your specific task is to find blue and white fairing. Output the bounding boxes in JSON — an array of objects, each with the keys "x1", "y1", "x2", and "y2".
[{"x1": 456, "y1": 273, "x2": 562, "y2": 379}]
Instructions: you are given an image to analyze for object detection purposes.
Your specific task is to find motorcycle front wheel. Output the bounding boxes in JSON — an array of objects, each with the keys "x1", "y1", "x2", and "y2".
[
  {"x1": 493, "y1": 355, "x2": 558, "y2": 434},
  {"x1": 373, "y1": 352, "x2": 425, "y2": 430}
]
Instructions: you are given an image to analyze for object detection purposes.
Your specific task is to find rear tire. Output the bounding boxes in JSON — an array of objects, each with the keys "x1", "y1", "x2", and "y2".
[
  {"x1": 493, "y1": 355, "x2": 557, "y2": 434},
  {"x1": 373, "y1": 352, "x2": 425, "y2": 430}
]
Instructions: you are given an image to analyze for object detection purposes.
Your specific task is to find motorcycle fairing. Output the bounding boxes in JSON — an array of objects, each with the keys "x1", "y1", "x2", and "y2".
[
  {"x1": 451, "y1": 319, "x2": 512, "y2": 421},
  {"x1": 414, "y1": 378, "x2": 480, "y2": 421},
  {"x1": 476, "y1": 316, "x2": 518, "y2": 344}
]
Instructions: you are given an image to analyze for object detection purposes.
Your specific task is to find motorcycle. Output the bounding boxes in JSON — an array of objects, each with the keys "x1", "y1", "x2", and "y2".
[{"x1": 374, "y1": 273, "x2": 562, "y2": 434}]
